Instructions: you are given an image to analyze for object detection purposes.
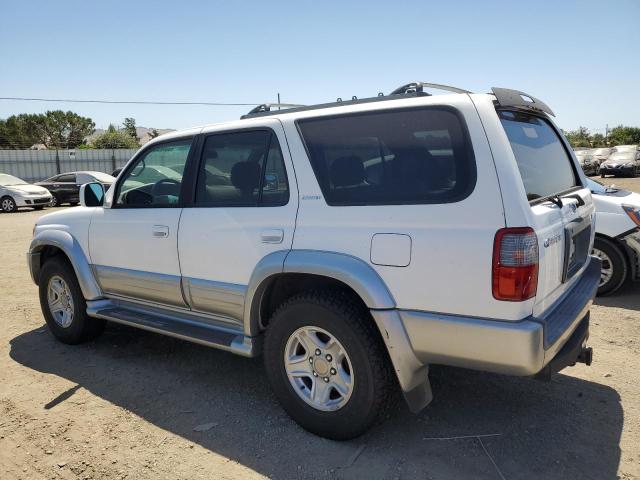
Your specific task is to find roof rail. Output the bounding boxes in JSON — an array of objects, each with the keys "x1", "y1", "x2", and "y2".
[
  {"x1": 390, "y1": 82, "x2": 472, "y2": 96},
  {"x1": 244, "y1": 102, "x2": 306, "y2": 116},
  {"x1": 491, "y1": 88, "x2": 555, "y2": 117}
]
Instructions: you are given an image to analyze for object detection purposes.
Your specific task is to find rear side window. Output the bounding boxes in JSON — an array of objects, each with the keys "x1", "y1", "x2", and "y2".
[
  {"x1": 195, "y1": 130, "x2": 289, "y2": 207},
  {"x1": 297, "y1": 107, "x2": 476, "y2": 206},
  {"x1": 499, "y1": 111, "x2": 578, "y2": 202},
  {"x1": 57, "y1": 174, "x2": 76, "y2": 183}
]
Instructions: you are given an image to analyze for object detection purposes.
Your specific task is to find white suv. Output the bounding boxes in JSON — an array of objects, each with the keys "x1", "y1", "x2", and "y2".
[{"x1": 28, "y1": 83, "x2": 600, "y2": 439}]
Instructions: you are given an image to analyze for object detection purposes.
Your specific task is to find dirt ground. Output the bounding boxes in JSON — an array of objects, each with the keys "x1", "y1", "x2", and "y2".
[{"x1": 1, "y1": 179, "x2": 639, "y2": 480}]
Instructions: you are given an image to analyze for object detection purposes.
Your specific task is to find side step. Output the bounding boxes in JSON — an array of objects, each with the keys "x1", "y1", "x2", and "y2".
[{"x1": 86, "y1": 299, "x2": 259, "y2": 357}]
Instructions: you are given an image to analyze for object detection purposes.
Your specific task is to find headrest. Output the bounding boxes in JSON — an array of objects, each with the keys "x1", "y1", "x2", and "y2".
[
  {"x1": 230, "y1": 161, "x2": 261, "y2": 193},
  {"x1": 330, "y1": 155, "x2": 365, "y2": 187}
]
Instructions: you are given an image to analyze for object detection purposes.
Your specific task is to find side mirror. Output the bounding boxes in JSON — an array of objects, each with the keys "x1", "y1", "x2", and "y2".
[{"x1": 80, "y1": 182, "x2": 105, "y2": 207}]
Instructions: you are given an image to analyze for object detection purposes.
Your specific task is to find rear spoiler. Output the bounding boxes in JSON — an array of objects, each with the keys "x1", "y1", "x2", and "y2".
[{"x1": 491, "y1": 87, "x2": 555, "y2": 117}]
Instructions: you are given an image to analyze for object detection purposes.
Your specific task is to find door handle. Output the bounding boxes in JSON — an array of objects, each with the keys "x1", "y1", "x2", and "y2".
[
  {"x1": 261, "y1": 229, "x2": 284, "y2": 244},
  {"x1": 152, "y1": 225, "x2": 169, "y2": 238}
]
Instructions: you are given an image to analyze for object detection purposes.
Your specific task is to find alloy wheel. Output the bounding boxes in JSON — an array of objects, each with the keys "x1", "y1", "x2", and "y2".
[
  {"x1": 47, "y1": 275, "x2": 75, "y2": 328},
  {"x1": 284, "y1": 326, "x2": 354, "y2": 412},
  {"x1": 592, "y1": 247, "x2": 613, "y2": 287}
]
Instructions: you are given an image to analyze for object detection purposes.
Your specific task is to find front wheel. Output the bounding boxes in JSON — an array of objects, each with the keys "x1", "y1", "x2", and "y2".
[
  {"x1": 39, "y1": 256, "x2": 105, "y2": 344},
  {"x1": 49, "y1": 195, "x2": 59, "y2": 207},
  {"x1": 1, "y1": 196, "x2": 17, "y2": 213},
  {"x1": 264, "y1": 291, "x2": 394, "y2": 440},
  {"x1": 592, "y1": 237, "x2": 627, "y2": 296}
]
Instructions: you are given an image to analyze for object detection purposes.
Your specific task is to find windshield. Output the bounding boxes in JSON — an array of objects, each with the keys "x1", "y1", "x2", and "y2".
[
  {"x1": 0, "y1": 174, "x2": 28, "y2": 186},
  {"x1": 499, "y1": 110, "x2": 578, "y2": 201},
  {"x1": 607, "y1": 152, "x2": 635, "y2": 162}
]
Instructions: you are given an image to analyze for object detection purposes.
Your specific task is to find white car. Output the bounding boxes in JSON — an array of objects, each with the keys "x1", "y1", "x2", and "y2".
[
  {"x1": 28, "y1": 83, "x2": 600, "y2": 439},
  {"x1": 588, "y1": 178, "x2": 640, "y2": 294},
  {"x1": 0, "y1": 174, "x2": 52, "y2": 213}
]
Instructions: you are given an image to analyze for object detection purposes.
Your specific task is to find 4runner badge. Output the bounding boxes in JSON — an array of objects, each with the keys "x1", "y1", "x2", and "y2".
[{"x1": 544, "y1": 234, "x2": 562, "y2": 248}]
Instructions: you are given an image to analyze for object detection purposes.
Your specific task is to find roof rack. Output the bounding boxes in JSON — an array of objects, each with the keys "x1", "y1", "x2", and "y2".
[
  {"x1": 390, "y1": 82, "x2": 472, "y2": 95},
  {"x1": 491, "y1": 88, "x2": 555, "y2": 117},
  {"x1": 240, "y1": 81, "x2": 471, "y2": 119},
  {"x1": 245, "y1": 102, "x2": 306, "y2": 116}
]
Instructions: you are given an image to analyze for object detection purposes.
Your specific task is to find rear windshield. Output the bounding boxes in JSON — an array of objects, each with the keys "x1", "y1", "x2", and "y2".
[
  {"x1": 499, "y1": 110, "x2": 578, "y2": 202},
  {"x1": 297, "y1": 107, "x2": 476, "y2": 206}
]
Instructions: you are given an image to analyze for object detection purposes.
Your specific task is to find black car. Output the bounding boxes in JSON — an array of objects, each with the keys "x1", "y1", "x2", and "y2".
[{"x1": 36, "y1": 171, "x2": 116, "y2": 206}]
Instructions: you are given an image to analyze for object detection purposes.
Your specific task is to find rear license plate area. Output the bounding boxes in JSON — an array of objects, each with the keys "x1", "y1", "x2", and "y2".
[{"x1": 562, "y1": 219, "x2": 591, "y2": 282}]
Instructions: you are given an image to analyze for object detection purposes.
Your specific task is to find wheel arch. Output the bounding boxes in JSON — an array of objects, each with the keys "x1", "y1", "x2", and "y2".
[
  {"x1": 244, "y1": 250, "x2": 396, "y2": 337},
  {"x1": 29, "y1": 230, "x2": 103, "y2": 300}
]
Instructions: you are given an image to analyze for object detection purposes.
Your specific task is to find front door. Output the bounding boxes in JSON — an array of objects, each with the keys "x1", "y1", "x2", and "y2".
[
  {"x1": 178, "y1": 122, "x2": 298, "y2": 325},
  {"x1": 89, "y1": 137, "x2": 195, "y2": 307}
]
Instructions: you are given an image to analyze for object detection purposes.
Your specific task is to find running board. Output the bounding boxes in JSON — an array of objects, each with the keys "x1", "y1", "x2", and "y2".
[{"x1": 86, "y1": 299, "x2": 259, "y2": 357}]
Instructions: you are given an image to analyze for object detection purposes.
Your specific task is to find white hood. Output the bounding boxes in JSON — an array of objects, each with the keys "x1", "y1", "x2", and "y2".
[{"x1": 5, "y1": 184, "x2": 50, "y2": 195}]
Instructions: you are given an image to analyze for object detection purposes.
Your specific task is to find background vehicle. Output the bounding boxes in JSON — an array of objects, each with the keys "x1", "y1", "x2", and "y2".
[
  {"x1": 0, "y1": 173, "x2": 52, "y2": 212},
  {"x1": 28, "y1": 84, "x2": 598, "y2": 439},
  {"x1": 36, "y1": 171, "x2": 116, "y2": 207},
  {"x1": 587, "y1": 178, "x2": 640, "y2": 295},
  {"x1": 575, "y1": 150, "x2": 598, "y2": 175},
  {"x1": 111, "y1": 167, "x2": 124, "y2": 177},
  {"x1": 599, "y1": 147, "x2": 640, "y2": 177},
  {"x1": 591, "y1": 147, "x2": 612, "y2": 167}
]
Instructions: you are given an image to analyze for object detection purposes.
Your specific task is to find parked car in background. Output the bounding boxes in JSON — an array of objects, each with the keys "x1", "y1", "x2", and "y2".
[
  {"x1": 575, "y1": 150, "x2": 598, "y2": 175},
  {"x1": 36, "y1": 171, "x2": 116, "y2": 207},
  {"x1": 587, "y1": 178, "x2": 640, "y2": 295},
  {"x1": 0, "y1": 173, "x2": 52, "y2": 213},
  {"x1": 111, "y1": 167, "x2": 124, "y2": 177},
  {"x1": 591, "y1": 147, "x2": 612, "y2": 167},
  {"x1": 599, "y1": 146, "x2": 640, "y2": 178}
]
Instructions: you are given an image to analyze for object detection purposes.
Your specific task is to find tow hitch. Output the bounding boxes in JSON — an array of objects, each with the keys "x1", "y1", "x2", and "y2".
[{"x1": 576, "y1": 346, "x2": 593, "y2": 366}]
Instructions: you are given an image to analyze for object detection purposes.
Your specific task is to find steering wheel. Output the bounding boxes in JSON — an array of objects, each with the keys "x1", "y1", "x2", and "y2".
[{"x1": 151, "y1": 178, "x2": 181, "y2": 196}]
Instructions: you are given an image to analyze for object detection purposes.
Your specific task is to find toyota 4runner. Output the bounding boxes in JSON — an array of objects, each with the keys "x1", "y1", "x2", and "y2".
[{"x1": 28, "y1": 82, "x2": 601, "y2": 439}]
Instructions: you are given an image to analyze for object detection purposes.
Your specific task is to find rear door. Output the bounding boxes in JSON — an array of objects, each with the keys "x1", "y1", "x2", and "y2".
[
  {"x1": 496, "y1": 109, "x2": 595, "y2": 316},
  {"x1": 177, "y1": 121, "x2": 298, "y2": 327}
]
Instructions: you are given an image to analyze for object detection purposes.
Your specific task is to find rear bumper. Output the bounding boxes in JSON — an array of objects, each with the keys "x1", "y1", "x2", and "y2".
[{"x1": 392, "y1": 257, "x2": 600, "y2": 378}]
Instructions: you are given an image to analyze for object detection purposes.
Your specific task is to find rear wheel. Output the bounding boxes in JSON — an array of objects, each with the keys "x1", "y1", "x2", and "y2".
[
  {"x1": 39, "y1": 256, "x2": 105, "y2": 344},
  {"x1": 1, "y1": 196, "x2": 17, "y2": 213},
  {"x1": 264, "y1": 291, "x2": 394, "y2": 440},
  {"x1": 592, "y1": 237, "x2": 627, "y2": 296}
]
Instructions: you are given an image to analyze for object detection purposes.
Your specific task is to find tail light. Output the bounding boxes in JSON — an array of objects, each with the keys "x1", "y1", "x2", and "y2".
[{"x1": 492, "y1": 227, "x2": 539, "y2": 301}]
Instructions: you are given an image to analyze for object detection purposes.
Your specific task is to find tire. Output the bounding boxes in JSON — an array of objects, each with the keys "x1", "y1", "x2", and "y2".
[
  {"x1": 592, "y1": 237, "x2": 627, "y2": 296},
  {"x1": 49, "y1": 195, "x2": 59, "y2": 207},
  {"x1": 1, "y1": 196, "x2": 18, "y2": 213},
  {"x1": 39, "y1": 256, "x2": 105, "y2": 344},
  {"x1": 600, "y1": 173, "x2": 605, "y2": 178},
  {"x1": 264, "y1": 290, "x2": 394, "y2": 440}
]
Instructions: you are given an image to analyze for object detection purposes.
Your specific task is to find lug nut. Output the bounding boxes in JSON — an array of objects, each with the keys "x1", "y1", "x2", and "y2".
[
  {"x1": 330, "y1": 368, "x2": 336, "y2": 375},
  {"x1": 309, "y1": 357, "x2": 313, "y2": 363},
  {"x1": 323, "y1": 377, "x2": 329, "y2": 383},
  {"x1": 313, "y1": 372, "x2": 318, "y2": 377},
  {"x1": 325, "y1": 354, "x2": 332, "y2": 362},
  {"x1": 315, "y1": 349, "x2": 321, "y2": 356}
]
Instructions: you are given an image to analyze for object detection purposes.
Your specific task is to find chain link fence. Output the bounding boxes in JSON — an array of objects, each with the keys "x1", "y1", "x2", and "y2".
[{"x1": 0, "y1": 149, "x2": 138, "y2": 182}]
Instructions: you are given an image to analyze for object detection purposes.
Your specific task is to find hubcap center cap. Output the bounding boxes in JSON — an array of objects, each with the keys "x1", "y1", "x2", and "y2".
[{"x1": 313, "y1": 358, "x2": 330, "y2": 376}]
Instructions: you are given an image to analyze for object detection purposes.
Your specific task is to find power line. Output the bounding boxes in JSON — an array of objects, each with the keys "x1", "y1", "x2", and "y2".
[{"x1": 0, "y1": 96, "x2": 261, "y2": 106}]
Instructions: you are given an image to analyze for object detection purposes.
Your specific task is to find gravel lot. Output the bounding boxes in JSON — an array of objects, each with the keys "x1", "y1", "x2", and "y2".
[{"x1": 1, "y1": 179, "x2": 639, "y2": 480}]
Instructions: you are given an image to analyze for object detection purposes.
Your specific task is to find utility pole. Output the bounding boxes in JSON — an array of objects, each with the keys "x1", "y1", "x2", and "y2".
[
  {"x1": 277, "y1": 93, "x2": 281, "y2": 110},
  {"x1": 605, "y1": 124, "x2": 609, "y2": 146}
]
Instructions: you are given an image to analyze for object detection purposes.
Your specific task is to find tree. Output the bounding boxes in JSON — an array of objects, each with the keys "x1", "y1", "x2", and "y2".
[
  {"x1": 91, "y1": 124, "x2": 139, "y2": 149},
  {"x1": 0, "y1": 114, "x2": 44, "y2": 148},
  {"x1": 123, "y1": 117, "x2": 139, "y2": 142},
  {"x1": 564, "y1": 126, "x2": 592, "y2": 148},
  {"x1": 42, "y1": 110, "x2": 95, "y2": 148},
  {"x1": 607, "y1": 126, "x2": 640, "y2": 146}
]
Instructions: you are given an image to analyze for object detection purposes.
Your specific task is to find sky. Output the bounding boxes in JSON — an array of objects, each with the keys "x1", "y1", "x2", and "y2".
[{"x1": 1, "y1": 0, "x2": 638, "y2": 134}]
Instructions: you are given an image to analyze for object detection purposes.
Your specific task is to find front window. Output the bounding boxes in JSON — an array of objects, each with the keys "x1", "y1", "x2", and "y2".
[
  {"x1": 499, "y1": 110, "x2": 578, "y2": 202},
  {"x1": 0, "y1": 174, "x2": 27, "y2": 186},
  {"x1": 116, "y1": 138, "x2": 193, "y2": 207},
  {"x1": 297, "y1": 107, "x2": 476, "y2": 206}
]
